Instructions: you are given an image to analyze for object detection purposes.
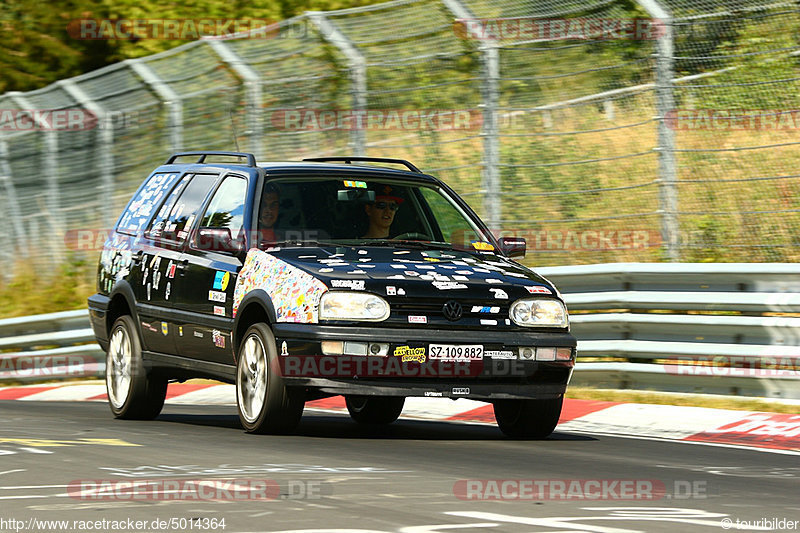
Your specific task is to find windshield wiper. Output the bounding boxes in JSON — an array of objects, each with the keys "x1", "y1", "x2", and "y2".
[
  {"x1": 264, "y1": 239, "x2": 338, "y2": 247},
  {"x1": 358, "y1": 239, "x2": 456, "y2": 250}
]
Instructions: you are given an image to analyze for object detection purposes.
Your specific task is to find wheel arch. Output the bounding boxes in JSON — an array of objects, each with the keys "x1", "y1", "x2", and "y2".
[
  {"x1": 106, "y1": 281, "x2": 141, "y2": 339},
  {"x1": 233, "y1": 289, "x2": 277, "y2": 357}
]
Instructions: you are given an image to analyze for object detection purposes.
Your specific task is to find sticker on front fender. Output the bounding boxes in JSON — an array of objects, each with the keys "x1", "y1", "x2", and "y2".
[{"x1": 232, "y1": 248, "x2": 328, "y2": 322}]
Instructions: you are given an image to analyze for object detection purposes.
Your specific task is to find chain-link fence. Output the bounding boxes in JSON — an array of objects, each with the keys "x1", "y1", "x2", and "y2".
[{"x1": 1, "y1": 0, "x2": 799, "y2": 280}]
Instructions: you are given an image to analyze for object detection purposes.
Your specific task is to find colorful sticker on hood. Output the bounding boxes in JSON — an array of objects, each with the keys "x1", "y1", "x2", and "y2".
[
  {"x1": 526, "y1": 285, "x2": 552, "y2": 294},
  {"x1": 471, "y1": 241, "x2": 495, "y2": 251},
  {"x1": 233, "y1": 249, "x2": 328, "y2": 323}
]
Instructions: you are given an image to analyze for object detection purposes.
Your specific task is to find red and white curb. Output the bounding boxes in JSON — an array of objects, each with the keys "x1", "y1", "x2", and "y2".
[{"x1": 1, "y1": 381, "x2": 797, "y2": 454}]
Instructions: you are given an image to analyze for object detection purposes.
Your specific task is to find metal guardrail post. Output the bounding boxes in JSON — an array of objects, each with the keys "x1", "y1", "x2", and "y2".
[
  {"x1": 127, "y1": 60, "x2": 184, "y2": 152},
  {"x1": 441, "y1": 0, "x2": 501, "y2": 227},
  {"x1": 637, "y1": 0, "x2": 679, "y2": 262},
  {"x1": 308, "y1": 11, "x2": 366, "y2": 157},
  {"x1": 7, "y1": 92, "x2": 63, "y2": 265},
  {"x1": 205, "y1": 39, "x2": 264, "y2": 157},
  {"x1": 58, "y1": 80, "x2": 115, "y2": 228}
]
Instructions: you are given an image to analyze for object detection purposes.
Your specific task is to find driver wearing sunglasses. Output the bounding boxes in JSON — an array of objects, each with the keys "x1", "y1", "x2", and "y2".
[{"x1": 362, "y1": 185, "x2": 403, "y2": 238}]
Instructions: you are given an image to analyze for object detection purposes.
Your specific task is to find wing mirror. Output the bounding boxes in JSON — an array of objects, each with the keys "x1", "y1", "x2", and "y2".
[
  {"x1": 498, "y1": 237, "x2": 526, "y2": 258},
  {"x1": 197, "y1": 227, "x2": 245, "y2": 254}
]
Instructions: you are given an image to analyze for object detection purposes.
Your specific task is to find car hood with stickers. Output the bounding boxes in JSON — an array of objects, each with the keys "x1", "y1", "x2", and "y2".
[{"x1": 240, "y1": 245, "x2": 561, "y2": 329}]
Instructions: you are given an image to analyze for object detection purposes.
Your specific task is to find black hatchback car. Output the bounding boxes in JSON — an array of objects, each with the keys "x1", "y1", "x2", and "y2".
[{"x1": 89, "y1": 152, "x2": 576, "y2": 438}]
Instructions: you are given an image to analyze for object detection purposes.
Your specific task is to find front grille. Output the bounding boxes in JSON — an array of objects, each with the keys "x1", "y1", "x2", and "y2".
[{"x1": 388, "y1": 298, "x2": 511, "y2": 328}]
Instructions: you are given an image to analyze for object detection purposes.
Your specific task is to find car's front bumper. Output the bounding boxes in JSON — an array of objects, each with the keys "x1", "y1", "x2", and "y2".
[
  {"x1": 88, "y1": 293, "x2": 111, "y2": 351},
  {"x1": 271, "y1": 323, "x2": 576, "y2": 400}
]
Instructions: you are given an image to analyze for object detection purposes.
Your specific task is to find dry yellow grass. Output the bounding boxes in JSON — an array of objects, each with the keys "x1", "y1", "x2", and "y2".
[{"x1": 567, "y1": 386, "x2": 800, "y2": 414}]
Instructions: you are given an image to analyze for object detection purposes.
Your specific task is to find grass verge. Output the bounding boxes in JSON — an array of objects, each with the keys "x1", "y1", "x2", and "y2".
[{"x1": 566, "y1": 386, "x2": 800, "y2": 414}]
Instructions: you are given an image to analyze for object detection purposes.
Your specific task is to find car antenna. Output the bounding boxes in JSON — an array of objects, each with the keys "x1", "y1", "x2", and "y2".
[{"x1": 229, "y1": 110, "x2": 241, "y2": 153}]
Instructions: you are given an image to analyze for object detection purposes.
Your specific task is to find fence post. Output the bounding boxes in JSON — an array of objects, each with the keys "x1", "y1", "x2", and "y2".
[
  {"x1": 0, "y1": 137, "x2": 26, "y2": 278},
  {"x1": 308, "y1": 11, "x2": 366, "y2": 157},
  {"x1": 59, "y1": 80, "x2": 115, "y2": 228},
  {"x1": 205, "y1": 39, "x2": 264, "y2": 157},
  {"x1": 483, "y1": 46, "x2": 501, "y2": 229},
  {"x1": 8, "y1": 92, "x2": 63, "y2": 265},
  {"x1": 441, "y1": 0, "x2": 501, "y2": 228},
  {"x1": 637, "y1": 0, "x2": 679, "y2": 261},
  {"x1": 127, "y1": 60, "x2": 184, "y2": 153}
]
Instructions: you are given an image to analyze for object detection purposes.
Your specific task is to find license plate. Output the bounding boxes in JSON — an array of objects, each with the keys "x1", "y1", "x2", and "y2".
[{"x1": 429, "y1": 344, "x2": 484, "y2": 361}]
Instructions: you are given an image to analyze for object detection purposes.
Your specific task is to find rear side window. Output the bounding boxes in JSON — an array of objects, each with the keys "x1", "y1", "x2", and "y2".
[
  {"x1": 148, "y1": 173, "x2": 217, "y2": 242},
  {"x1": 117, "y1": 173, "x2": 180, "y2": 235}
]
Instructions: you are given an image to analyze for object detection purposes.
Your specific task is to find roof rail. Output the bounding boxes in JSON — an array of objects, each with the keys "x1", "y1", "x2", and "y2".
[
  {"x1": 166, "y1": 151, "x2": 257, "y2": 167},
  {"x1": 302, "y1": 156, "x2": 421, "y2": 173}
]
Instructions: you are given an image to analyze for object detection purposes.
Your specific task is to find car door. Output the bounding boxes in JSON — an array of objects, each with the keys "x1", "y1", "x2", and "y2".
[
  {"x1": 174, "y1": 174, "x2": 249, "y2": 365},
  {"x1": 135, "y1": 172, "x2": 219, "y2": 355}
]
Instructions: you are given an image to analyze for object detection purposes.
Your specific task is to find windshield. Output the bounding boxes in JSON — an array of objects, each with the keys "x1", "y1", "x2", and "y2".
[{"x1": 255, "y1": 177, "x2": 493, "y2": 251}]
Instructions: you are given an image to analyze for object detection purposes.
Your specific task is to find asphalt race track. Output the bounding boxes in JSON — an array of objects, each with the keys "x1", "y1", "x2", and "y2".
[{"x1": 0, "y1": 401, "x2": 798, "y2": 532}]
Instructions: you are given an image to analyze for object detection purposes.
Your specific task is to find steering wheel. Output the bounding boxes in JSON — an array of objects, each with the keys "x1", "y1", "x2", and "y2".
[{"x1": 392, "y1": 232, "x2": 431, "y2": 241}]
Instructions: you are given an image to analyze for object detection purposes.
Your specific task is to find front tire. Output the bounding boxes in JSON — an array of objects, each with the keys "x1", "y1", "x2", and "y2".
[
  {"x1": 345, "y1": 395, "x2": 405, "y2": 425},
  {"x1": 493, "y1": 396, "x2": 563, "y2": 439},
  {"x1": 106, "y1": 315, "x2": 167, "y2": 420},
  {"x1": 236, "y1": 323, "x2": 304, "y2": 434}
]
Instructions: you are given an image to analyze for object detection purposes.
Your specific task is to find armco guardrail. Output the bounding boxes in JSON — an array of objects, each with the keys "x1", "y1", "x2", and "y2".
[
  {"x1": 538, "y1": 263, "x2": 800, "y2": 399},
  {"x1": 1, "y1": 263, "x2": 799, "y2": 397},
  {"x1": 0, "y1": 310, "x2": 104, "y2": 382}
]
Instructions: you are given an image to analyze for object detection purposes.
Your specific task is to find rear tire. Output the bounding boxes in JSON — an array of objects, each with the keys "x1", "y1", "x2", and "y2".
[
  {"x1": 236, "y1": 323, "x2": 304, "y2": 434},
  {"x1": 105, "y1": 315, "x2": 167, "y2": 420},
  {"x1": 345, "y1": 395, "x2": 405, "y2": 425},
  {"x1": 493, "y1": 396, "x2": 563, "y2": 439}
]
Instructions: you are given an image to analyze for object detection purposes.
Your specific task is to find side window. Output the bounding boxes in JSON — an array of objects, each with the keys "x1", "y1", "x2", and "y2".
[
  {"x1": 419, "y1": 187, "x2": 480, "y2": 247},
  {"x1": 197, "y1": 176, "x2": 247, "y2": 239},
  {"x1": 117, "y1": 173, "x2": 180, "y2": 235},
  {"x1": 147, "y1": 173, "x2": 217, "y2": 242}
]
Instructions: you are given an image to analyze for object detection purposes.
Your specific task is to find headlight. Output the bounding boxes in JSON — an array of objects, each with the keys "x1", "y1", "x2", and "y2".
[
  {"x1": 319, "y1": 291, "x2": 390, "y2": 321},
  {"x1": 509, "y1": 298, "x2": 568, "y2": 328}
]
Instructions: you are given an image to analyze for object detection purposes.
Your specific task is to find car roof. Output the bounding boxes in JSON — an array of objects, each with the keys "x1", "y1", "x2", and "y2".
[
  {"x1": 256, "y1": 161, "x2": 439, "y2": 183},
  {"x1": 156, "y1": 152, "x2": 440, "y2": 183}
]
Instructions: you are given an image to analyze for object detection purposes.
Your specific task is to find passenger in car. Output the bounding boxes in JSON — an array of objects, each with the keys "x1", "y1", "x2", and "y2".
[
  {"x1": 362, "y1": 185, "x2": 403, "y2": 238},
  {"x1": 259, "y1": 183, "x2": 281, "y2": 242}
]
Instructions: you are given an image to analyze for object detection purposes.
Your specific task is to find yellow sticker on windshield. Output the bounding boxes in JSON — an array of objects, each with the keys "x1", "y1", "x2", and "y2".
[
  {"x1": 471, "y1": 241, "x2": 495, "y2": 251},
  {"x1": 343, "y1": 180, "x2": 367, "y2": 188}
]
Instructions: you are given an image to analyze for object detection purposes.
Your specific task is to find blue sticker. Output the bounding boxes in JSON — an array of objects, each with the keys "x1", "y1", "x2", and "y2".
[{"x1": 213, "y1": 271, "x2": 227, "y2": 290}]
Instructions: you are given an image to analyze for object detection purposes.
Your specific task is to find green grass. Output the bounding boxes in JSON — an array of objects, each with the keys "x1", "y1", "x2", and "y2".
[{"x1": 0, "y1": 255, "x2": 96, "y2": 318}]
